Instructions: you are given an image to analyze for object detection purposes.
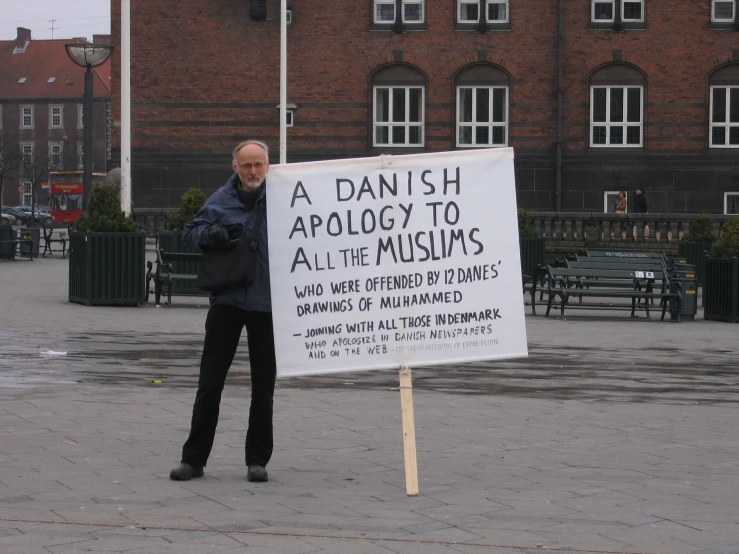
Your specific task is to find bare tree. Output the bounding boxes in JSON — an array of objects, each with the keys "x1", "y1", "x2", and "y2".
[{"x1": 0, "y1": 135, "x2": 22, "y2": 212}]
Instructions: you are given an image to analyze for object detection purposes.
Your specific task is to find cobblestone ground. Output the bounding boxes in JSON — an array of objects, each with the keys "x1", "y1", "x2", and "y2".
[{"x1": 0, "y1": 254, "x2": 737, "y2": 553}]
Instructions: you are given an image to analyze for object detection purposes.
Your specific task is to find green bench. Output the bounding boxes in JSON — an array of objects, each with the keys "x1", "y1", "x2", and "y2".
[
  {"x1": 538, "y1": 265, "x2": 681, "y2": 320},
  {"x1": 146, "y1": 249, "x2": 206, "y2": 306}
]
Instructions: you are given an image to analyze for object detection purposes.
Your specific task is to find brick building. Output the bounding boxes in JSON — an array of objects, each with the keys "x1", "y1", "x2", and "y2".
[
  {"x1": 0, "y1": 28, "x2": 112, "y2": 208},
  {"x1": 110, "y1": 0, "x2": 739, "y2": 214}
]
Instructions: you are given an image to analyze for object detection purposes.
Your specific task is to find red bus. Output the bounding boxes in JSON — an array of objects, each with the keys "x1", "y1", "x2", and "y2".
[{"x1": 49, "y1": 171, "x2": 105, "y2": 223}]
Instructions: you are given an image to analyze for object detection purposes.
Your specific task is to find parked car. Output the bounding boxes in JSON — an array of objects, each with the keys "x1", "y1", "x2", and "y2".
[
  {"x1": 3, "y1": 207, "x2": 32, "y2": 225},
  {"x1": 0, "y1": 210, "x2": 18, "y2": 225},
  {"x1": 13, "y1": 206, "x2": 52, "y2": 224}
]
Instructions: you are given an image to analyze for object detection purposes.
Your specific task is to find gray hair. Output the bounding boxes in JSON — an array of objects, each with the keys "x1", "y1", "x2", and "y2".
[{"x1": 233, "y1": 140, "x2": 270, "y2": 162}]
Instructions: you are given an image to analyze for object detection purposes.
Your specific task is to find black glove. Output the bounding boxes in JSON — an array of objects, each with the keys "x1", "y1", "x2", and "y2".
[
  {"x1": 207, "y1": 223, "x2": 231, "y2": 249},
  {"x1": 225, "y1": 223, "x2": 244, "y2": 240}
]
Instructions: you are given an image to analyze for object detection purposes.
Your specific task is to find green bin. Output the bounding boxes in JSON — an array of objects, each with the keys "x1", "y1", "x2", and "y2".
[{"x1": 19, "y1": 227, "x2": 41, "y2": 258}]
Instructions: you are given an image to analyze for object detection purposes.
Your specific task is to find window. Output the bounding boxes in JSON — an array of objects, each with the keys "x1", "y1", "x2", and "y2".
[
  {"x1": 286, "y1": 8, "x2": 292, "y2": 24},
  {"x1": 77, "y1": 142, "x2": 84, "y2": 170},
  {"x1": 21, "y1": 143, "x2": 33, "y2": 167},
  {"x1": 372, "y1": 0, "x2": 425, "y2": 28},
  {"x1": 374, "y1": 87, "x2": 424, "y2": 146},
  {"x1": 457, "y1": 87, "x2": 508, "y2": 147},
  {"x1": 725, "y1": 192, "x2": 739, "y2": 214},
  {"x1": 78, "y1": 104, "x2": 84, "y2": 129},
  {"x1": 709, "y1": 65, "x2": 739, "y2": 147},
  {"x1": 592, "y1": 0, "x2": 614, "y2": 21},
  {"x1": 49, "y1": 143, "x2": 63, "y2": 168},
  {"x1": 286, "y1": 109, "x2": 294, "y2": 127},
  {"x1": 710, "y1": 86, "x2": 739, "y2": 147},
  {"x1": 604, "y1": 191, "x2": 627, "y2": 214},
  {"x1": 455, "y1": 64, "x2": 510, "y2": 147},
  {"x1": 21, "y1": 105, "x2": 33, "y2": 129},
  {"x1": 591, "y1": 86, "x2": 643, "y2": 146},
  {"x1": 458, "y1": 1, "x2": 508, "y2": 22},
  {"x1": 589, "y1": 64, "x2": 645, "y2": 147},
  {"x1": 372, "y1": 65, "x2": 426, "y2": 147},
  {"x1": 591, "y1": 0, "x2": 644, "y2": 27},
  {"x1": 712, "y1": 1, "x2": 735, "y2": 22},
  {"x1": 50, "y1": 105, "x2": 62, "y2": 129},
  {"x1": 487, "y1": 0, "x2": 508, "y2": 21},
  {"x1": 21, "y1": 182, "x2": 33, "y2": 206}
]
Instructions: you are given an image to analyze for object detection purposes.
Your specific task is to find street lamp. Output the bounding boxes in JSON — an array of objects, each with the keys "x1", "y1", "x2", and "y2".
[{"x1": 65, "y1": 43, "x2": 114, "y2": 209}]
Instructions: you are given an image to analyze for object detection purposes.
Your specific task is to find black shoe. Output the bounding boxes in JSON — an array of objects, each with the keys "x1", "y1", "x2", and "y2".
[
  {"x1": 247, "y1": 465, "x2": 268, "y2": 482},
  {"x1": 170, "y1": 462, "x2": 204, "y2": 481}
]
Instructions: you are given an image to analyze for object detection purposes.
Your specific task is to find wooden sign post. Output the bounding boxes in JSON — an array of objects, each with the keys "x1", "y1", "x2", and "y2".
[{"x1": 399, "y1": 365, "x2": 419, "y2": 496}]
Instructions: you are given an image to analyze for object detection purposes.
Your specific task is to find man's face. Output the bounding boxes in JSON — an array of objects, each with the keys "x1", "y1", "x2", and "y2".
[{"x1": 233, "y1": 144, "x2": 269, "y2": 190}]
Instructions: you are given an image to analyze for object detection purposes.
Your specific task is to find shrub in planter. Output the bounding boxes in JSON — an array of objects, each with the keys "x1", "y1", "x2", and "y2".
[
  {"x1": 164, "y1": 188, "x2": 207, "y2": 232},
  {"x1": 69, "y1": 185, "x2": 145, "y2": 306},
  {"x1": 711, "y1": 217, "x2": 739, "y2": 258},
  {"x1": 517, "y1": 208, "x2": 538, "y2": 238},
  {"x1": 75, "y1": 184, "x2": 139, "y2": 232},
  {"x1": 682, "y1": 212, "x2": 716, "y2": 244},
  {"x1": 704, "y1": 217, "x2": 739, "y2": 323}
]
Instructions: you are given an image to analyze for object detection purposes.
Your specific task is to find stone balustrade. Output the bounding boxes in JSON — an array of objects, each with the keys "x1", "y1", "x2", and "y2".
[
  {"x1": 528, "y1": 212, "x2": 734, "y2": 253},
  {"x1": 132, "y1": 208, "x2": 735, "y2": 253}
]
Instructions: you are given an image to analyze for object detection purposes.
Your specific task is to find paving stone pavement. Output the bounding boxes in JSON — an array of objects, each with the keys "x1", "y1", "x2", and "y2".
[{"x1": 0, "y1": 254, "x2": 738, "y2": 553}]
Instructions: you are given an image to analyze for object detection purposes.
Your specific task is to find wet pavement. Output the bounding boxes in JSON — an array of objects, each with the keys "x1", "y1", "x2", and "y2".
[{"x1": 1, "y1": 253, "x2": 738, "y2": 553}]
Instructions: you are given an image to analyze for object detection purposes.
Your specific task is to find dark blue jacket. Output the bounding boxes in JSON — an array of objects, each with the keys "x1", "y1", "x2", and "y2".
[{"x1": 184, "y1": 174, "x2": 271, "y2": 312}]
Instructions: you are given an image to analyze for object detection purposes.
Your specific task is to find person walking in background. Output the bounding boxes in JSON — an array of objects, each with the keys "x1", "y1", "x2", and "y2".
[
  {"x1": 615, "y1": 191, "x2": 627, "y2": 214},
  {"x1": 170, "y1": 139, "x2": 275, "y2": 484},
  {"x1": 633, "y1": 187, "x2": 649, "y2": 239},
  {"x1": 633, "y1": 187, "x2": 648, "y2": 213}
]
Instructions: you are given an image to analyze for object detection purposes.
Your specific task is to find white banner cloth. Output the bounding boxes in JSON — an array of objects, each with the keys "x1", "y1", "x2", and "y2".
[{"x1": 267, "y1": 148, "x2": 528, "y2": 377}]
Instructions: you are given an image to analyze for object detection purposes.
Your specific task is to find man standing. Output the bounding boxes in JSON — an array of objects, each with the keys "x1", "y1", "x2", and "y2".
[
  {"x1": 633, "y1": 187, "x2": 648, "y2": 213},
  {"x1": 170, "y1": 140, "x2": 275, "y2": 483}
]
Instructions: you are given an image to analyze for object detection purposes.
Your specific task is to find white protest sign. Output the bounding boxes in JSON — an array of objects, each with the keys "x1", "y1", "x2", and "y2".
[{"x1": 267, "y1": 148, "x2": 528, "y2": 377}]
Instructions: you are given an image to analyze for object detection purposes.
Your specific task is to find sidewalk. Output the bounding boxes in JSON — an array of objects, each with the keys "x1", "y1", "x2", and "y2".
[{"x1": 1, "y1": 256, "x2": 738, "y2": 553}]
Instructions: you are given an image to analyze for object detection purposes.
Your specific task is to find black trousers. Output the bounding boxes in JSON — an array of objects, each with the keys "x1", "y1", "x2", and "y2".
[{"x1": 181, "y1": 304, "x2": 276, "y2": 468}]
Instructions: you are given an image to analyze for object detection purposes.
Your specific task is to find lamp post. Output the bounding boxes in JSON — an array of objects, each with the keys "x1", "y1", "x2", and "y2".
[{"x1": 65, "y1": 43, "x2": 114, "y2": 209}]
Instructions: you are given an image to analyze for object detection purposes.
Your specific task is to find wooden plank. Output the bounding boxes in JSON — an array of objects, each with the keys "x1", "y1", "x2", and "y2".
[{"x1": 399, "y1": 366, "x2": 419, "y2": 497}]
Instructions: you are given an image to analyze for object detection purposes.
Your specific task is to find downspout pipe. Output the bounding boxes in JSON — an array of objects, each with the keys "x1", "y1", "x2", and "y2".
[{"x1": 555, "y1": 0, "x2": 563, "y2": 212}]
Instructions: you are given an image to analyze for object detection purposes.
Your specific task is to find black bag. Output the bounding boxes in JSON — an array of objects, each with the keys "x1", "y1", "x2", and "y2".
[{"x1": 196, "y1": 202, "x2": 265, "y2": 293}]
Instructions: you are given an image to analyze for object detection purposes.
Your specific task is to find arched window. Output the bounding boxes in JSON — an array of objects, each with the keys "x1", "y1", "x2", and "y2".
[
  {"x1": 371, "y1": 65, "x2": 426, "y2": 147},
  {"x1": 709, "y1": 64, "x2": 739, "y2": 148},
  {"x1": 455, "y1": 64, "x2": 510, "y2": 147},
  {"x1": 589, "y1": 64, "x2": 645, "y2": 147}
]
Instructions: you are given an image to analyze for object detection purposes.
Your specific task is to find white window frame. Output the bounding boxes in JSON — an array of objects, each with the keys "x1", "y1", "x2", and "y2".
[
  {"x1": 21, "y1": 105, "x2": 33, "y2": 129},
  {"x1": 286, "y1": 8, "x2": 292, "y2": 24},
  {"x1": 458, "y1": 1, "x2": 509, "y2": 23},
  {"x1": 20, "y1": 142, "x2": 33, "y2": 167},
  {"x1": 592, "y1": 0, "x2": 644, "y2": 22},
  {"x1": 604, "y1": 191, "x2": 628, "y2": 214},
  {"x1": 49, "y1": 142, "x2": 63, "y2": 168},
  {"x1": 373, "y1": 86, "x2": 425, "y2": 147},
  {"x1": 286, "y1": 109, "x2": 294, "y2": 127},
  {"x1": 709, "y1": 86, "x2": 739, "y2": 148},
  {"x1": 78, "y1": 104, "x2": 84, "y2": 129},
  {"x1": 374, "y1": 0, "x2": 424, "y2": 23},
  {"x1": 21, "y1": 181, "x2": 33, "y2": 206},
  {"x1": 50, "y1": 105, "x2": 63, "y2": 129},
  {"x1": 725, "y1": 192, "x2": 739, "y2": 214},
  {"x1": 712, "y1": 0, "x2": 735, "y2": 22},
  {"x1": 486, "y1": 0, "x2": 509, "y2": 22},
  {"x1": 592, "y1": 0, "x2": 615, "y2": 21},
  {"x1": 590, "y1": 85, "x2": 644, "y2": 147},
  {"x1": 458, "y1": 0, "x2": 479, "y2": 22},
  {"x1": 456, "y1": 86, "x2": 509, "y2": 147},
  {"x1": 621, "y1": 0, "x2": 644, "y2": 22}
]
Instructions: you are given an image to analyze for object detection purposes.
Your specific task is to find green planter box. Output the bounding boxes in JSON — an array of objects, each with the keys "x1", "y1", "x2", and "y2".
[
  {"x1": 69, "y1": 231, "x2": 146, "y2": 306},
  {"x1": 678, "y1": 241, "x2": 712, "y2": 286},
  {"x1": 157, "y1": 230, "x2": 203, "y2": 295},
  {"x1": 519, "y1": 237, "x2": 546, "y2": 279},
  {"x1": 703, "y1": 257, "x2": 739, "y2": 323}
]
